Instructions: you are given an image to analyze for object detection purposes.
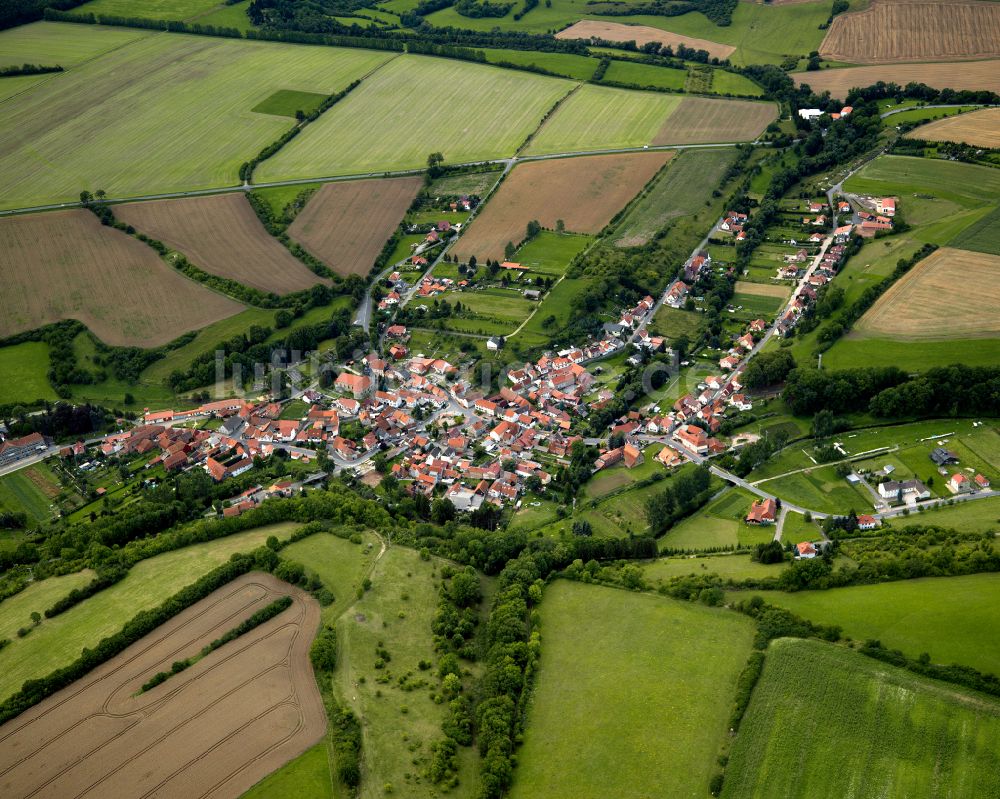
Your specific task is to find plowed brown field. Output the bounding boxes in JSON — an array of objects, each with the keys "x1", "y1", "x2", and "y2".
[
  {"x1": 794, "y1": 60, "x2": 1000, "y2": 96},
  {"x1": 820, "y1": 0, "x2": 1000, "y2": 63},
  {"x1": 0, "y1": 210, "x2": 243, "y2": 346},
  {"x1": 855, "y1": 247, "x2": 1000, "y2": 340},
  {"x1": 905, "y1": 108, "x2": 1000, "y2": 148},
  {"x1": 652, "y1": 97, "x2": 776, "y2": 145},
  {"x1": 555, "y1": 20, "x2": 735, "y2": 61},
  {"x1": 0, "y1": 572, "x2": 325, "y2": 799},
  {"x1": 116, "y1": 194, "x2": 328, "y2": 295},
  {"x1": 288, "y1": 176, "x2": 423, "y2": 277},
  {"x1": 453, "y1": 151, "x2": 671, "y2": 261}
]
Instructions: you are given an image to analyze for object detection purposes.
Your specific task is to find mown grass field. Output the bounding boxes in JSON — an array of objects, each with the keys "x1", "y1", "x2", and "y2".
[
  {"x1": 660, "y1": 487, "x2": 775, "y2": 551},
  {"x1": 0, "y1": 20, "x2": 148, "y2": 70},
  {"x1": 511, "y1": 580, "x2": 754, "y2": 799},
  {"x1": 524, "y1": 84, "x2": 681, "y2": 156},
  {"x1": 0, "y1": 25, "x2": 394, "y2": 209},
  {"x1": 643, "y1": 553, "x2": 786, "y2": 583},
  {"x1": 279, "y1": 531, "x2": 378, "y2": 624},
  {"x1": 512, "y1": 230, "x2": 592, "y2": 276},
  {"x1": 0, "y1": 569, "x2": 95, "y2": 643},
  {"x1": 751, "y1": 573, "x2": 1000, "y2": 676},
  {"x1": 334, "y1": 546, "x2": 480, "y2": 798},
  {"x1": 480, "y1": 47, "x2": 599, "y2": 80},
  {"x1": 613, "y1": 147, "x2": 737, "y2": 246},
  {"x1": 0, "y1": 464, "x2": 63, "y2": 524},
  {"x1": 951, "y1": 204, "x2": 1000, "y2": 256},
  {"x1": 258, "y1": 55, "x2": 572, "y2": 181},
  {"x1": 251, "y1": 88, "x2": 328, "y2": 118},
  {"x1": 77, "y1": 0, "x2": 226, "y2": 19},
  {"x1": 0, "y1": 524, "x2": 293, "y2": 702},
  {"x1": 894, "y1": 495, "x2": 1000, "y2": 534},
  {"x1": 722, "y1": 637, "x2": 1000, "y2": 798},
  {"x1": 0, "y1": 341, "x2": 58, "y2": 404},
  {"x1": 240, "y1": 743, "x2": 332, "y2": 799},
  {"x1": 843, "y1": 155, "x2": 1000, "y2": 209},
  {"x1": 757, "y1": 466, "x2": 874, "y2": 516},
  {"x1": 601, "y1": 59, "x2": 686, "y2": 90}
]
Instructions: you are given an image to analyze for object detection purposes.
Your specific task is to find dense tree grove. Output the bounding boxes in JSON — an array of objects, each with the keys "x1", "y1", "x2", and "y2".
[
  {"x1": 645, "y1": 466, "x2": 713, "y2": 535},
  {"x1": 741, "y1": 349, "x2": 795, "y2": 389}
]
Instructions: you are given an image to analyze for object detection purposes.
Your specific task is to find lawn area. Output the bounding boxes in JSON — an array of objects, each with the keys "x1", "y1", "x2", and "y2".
[
  {"x1": 721, "y1": 637, "x2": 1000, "y2": 798},
  {"x1": 510, "y1": 580, "x2": 754, "y2": 798},
  {"x1": 279, "y1": 399, "x2": 309, "y2": 420},
  {"x1": 613, "y1": 147, "x2": 737, "y2": 247},
  {"x1": 0, "y1": 523, "x2": 294, "y2": 702},
  {"x1": 750, "y1": 573, "x2": 1000, "y2": 676},
  {"x1": 76, "y1": 0, "x2": 224, "y2": 21},
  {"x1": 480, "y1": 47, "x2": 599, "y2": 80},
  {"x1": 333, "y1": 545, "x2": 480, "y2": 798},
  {"x1": 513, "y1": 231, "x2": 592, "y2": 276},
  {"x1": 515, "y1": 276, "x2": 593, "y2": 346},
  {"x1": 649, "y1": 304, "x2": 705, "y2": 339},
  {"x1": 601, "y1": 59, "x2": 686, "y2": 90},
  {"x1": 780, "y1": 510, "x2": 823, "y2": 546},
  {"x1": 0, "y1": 569, "x2": 95, "y2": 643},
  {"x1": 0, "y1": 464, "x2": 63, "y2": 524},
  {"x1": 0, "y1": 25, "x2": 394, "y2": 209},
  {"x1": 643, "y1": 553, "x2": 786, "y2": 583},
  {"x1": 509, "y1": 495, "x2": 563, "y2": 532},
  {"x1": 583, "y1": 446, "x2": 663, "y2": 499},
  {"x1": 894, "y1": 495, "x2": 1000, "y2": 534},
  {"x1": 730, "y1": 289, "x2": 783, "y2": 318},
  {"x1": 258, "y1": 55, "x2": 572, "y2": 182},
  {"x1": 660, "y1": 487, "x2": 775, "y2": 551},
  {"x1": 0, "y1": 20, "x2": 149, "y2": 70},
  {"x1": 758, "y1": 466, "x2": 875, "y2": 516},
  {"x1": 0, "y1": 341, "x2": 57, "y2": 404},
  {"x1": 524, "y1": 84, "x2": 681, "y2": 156}
]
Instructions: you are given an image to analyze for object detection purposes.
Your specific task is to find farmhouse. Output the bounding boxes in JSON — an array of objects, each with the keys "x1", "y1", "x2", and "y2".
[
  {"x1": 796, "y1": 541, "x2": 818, "y2": 559},
  {"x1": 745, "y1": 498, "x2": 777, "y2": 525},
  {"x1": 930, "y1": 447, "x2": 959, "y2": 466},
  {"x1": 947, "y1": 473, "x2": 973, "y2": 494}
]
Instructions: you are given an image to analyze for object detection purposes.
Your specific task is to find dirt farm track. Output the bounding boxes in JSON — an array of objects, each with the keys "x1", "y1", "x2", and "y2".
[{"x1": 0, "y1": 572, "x2": 325, "y2": 799}]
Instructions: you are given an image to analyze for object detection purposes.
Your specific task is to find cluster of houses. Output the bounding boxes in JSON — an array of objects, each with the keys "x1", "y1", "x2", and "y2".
[
  {"x1": 855, "y1": 196, "x2": 897, "y2": 237},
  {"x1": 720, "y1": 211, "x2": 749, "y2": 242},
  {"x1": 929, "y1": 447, "x2": 992, "y2": 496},
  {"x1": 719, "y1": 318, "x2": 766, "y2": 371},
  {"x1": 773, "y1": 235, "x2": 851, "y2": 338}
]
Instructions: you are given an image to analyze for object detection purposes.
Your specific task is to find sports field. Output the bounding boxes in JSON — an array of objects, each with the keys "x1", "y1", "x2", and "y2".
[
  {"x1": 820, "y1": 0, "x2": 1000, "y2": 63},
  {"x1": 613, "y1": 148, "x2": 737, "y2": 246},
  {"x1": 721, "y1": 638, "x2": 1000, "y2": 798},
  {"x1": 287, "y1": 176, "x2": 422, "y2": 277},
  {"x1": 556, "y1": 20, "x2": 735, "y2": 60},
  {"x1": 116, "y1": 194, "x2": 328, "y2": 294},
  {"x1": 454, "y1": 152, "x2": 671, "y2": 261},
  {"x1": 510, "y1": 581, "x2": 754, "y2": 799},
  {"x1": 257, "y1": 55, "x2": 573, "y2": 181},
  {"x1": 0, "y1": 25, "x2": 394, "y2": 209},
  {"x1": 653, "y1": 96, "x2": 776, "y2": 145},
  {"x1": 752, "y1": 573, "x2": 1000, "y2": 676},
  {"x1": 795, "y1": 60, "x2": 1000, "y2": 96},
  {"x1": 524, "y1": 84, "x2": 681, "y2": 155},
  {"x1": 905, "y1": 107, "x2": 1000, "y2": 148},
  {"x1": 0, "y1": 210, "x2": 244, "y2": 347},
  {"x1": 0, "y1": 524, "x2": 293, "y2": 702},
  {"x1": 854, "y1": 247, "x2": 1000, "y2": 340}
]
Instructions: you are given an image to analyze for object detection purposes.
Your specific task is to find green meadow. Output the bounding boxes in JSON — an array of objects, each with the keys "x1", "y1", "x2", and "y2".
[
  {"x1": 480, "y1": 47, "x2": 600, "y2": 80},
  {"x1": 76, "y1": 0, "x2": 224, "y2": 21},
  {"x1": 0, "y1": 569, "x2": 95, "y2": 643},
  {"x1": 660, "y1": 487, "x2": 776, "y2": 551},
  {"x1": 511, "y1": 580, "x2": 754, "y2": 798},
  {"x1": 0, "y1": 21, "x2": 149, "y2": 70},
  {"x1": 0, "y1": 341, "x2": 58, "y2": 404},
  {"x1": 722, "y1": 638, "x2": 1000, "y2": 798}
]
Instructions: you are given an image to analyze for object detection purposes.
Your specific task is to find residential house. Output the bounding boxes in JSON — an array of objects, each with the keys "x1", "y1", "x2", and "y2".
[{"x1": 745, "y1": 498, "x2": 777, "y2": 525}]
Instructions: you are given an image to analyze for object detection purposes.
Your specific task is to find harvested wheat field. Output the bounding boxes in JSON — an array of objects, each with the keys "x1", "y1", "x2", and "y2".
[
  {"x1": 116, "y1": 194, "x2": 328, "y2": 295},
  {"x1": 820, "y1": 0, "x2": 1000, "y2": 63},
  {"x1": 905, "y1": 108, "x2": 1000, "y2": 148},
  {"x1": 856, "y1": 247, "x2": 1000, "y2": 340},
  {"x1": 0, "y1": 210, "x2": 243, "y2": 346},
  {"x1": 652, "y1": 97, "x2": 776, "y2": 145},
  {"x1": 555, "y1": 20, "x2": 735, "y2": 61},
  {"x1": 288, "y1": 176, "x2": 422, "y2": 277},
  {"x1": 794, "y1": 60, "x2": 1000, "y2": 96},
  {"x1": 0, "y1": 572, "x2": 325, "y2": 799},
  {"x1": 453, "y1": 151, "x2": 671, "y2": 261}
]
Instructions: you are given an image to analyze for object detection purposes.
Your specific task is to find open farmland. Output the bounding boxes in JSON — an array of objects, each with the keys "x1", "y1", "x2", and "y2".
[
  {"x1": 820, "y1": 0, "x2": 1000, "y2": 63},
  {"x1": 854, "y1": 247, "x2": 1000, "y2": 340},
  {"x1": 555, "y1": 20, "x2": 735, "y2": 61},
  {"x1": 794, "y1": 60, "x2": 1000, "y2": 96},
  {"x1": 116, "y1": 194, "x2": 328, "y2": 294},
  {"x1": 0, "y1": 571, "x2": 326, "y2": 799},
  {"x1": 750, "y1": 573, "x2": 1000, "y2": 676},
  {"x1": 524, "y1": 84, "x2": 681, "y2": 155},
  {"x1": 652, "y1": 96, "x2": 776, "y2": 145},
  {"x1": 287, "y1": 176, "x2": 422, "y2": 277},
  {"x1": 0, "y1": 525, "x2": 290, "y2": 702},
  {"x1": 453, "y1": 152, "x2": 671, "y2": 261},
  {"x1": 905, "y1": 107, "x2": 1000, "y2": 148},
  {"x1": 256, "y1": 55, "x2": 572, "y2": 181},
  {"x1": 0, "y1": 25, "x2": 394, "y2": 209},
  {"x1": 721, "y1": 638, "x2": 1000, "y2": 799},
  {"x1": 510, "y1": 581, "x2": 754, "y2": 799},
  {"x1": 0, "y1": 20, "x2": 148, "y2": 69},
  {"x1": 951, "y1": 205, "x2": 1000, "y2": 255},
  {"x1": 75, "y1": 0, "x2": 224, "y2": 20},
  {"x1": 0, "y1": 210, "x2": 243, "y2": 347},
  {"x1": 613, "y1": 148, "x2": 737, "y2": 246}
]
